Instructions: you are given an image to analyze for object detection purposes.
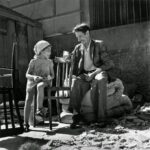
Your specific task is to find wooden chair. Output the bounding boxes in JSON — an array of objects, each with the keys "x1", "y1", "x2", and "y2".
[
  {"x1": 48, "y1": 56, "x2": 73, "y2": 130},
  {"x1": 0, "y1": 42, "x2": 24, "y2": 137},
  {"x1": 48, "y1": 57, "x2": 73, "y2": 130},
  {"x1": 33, "y1": 56, "x2": 73, "y2": 130}
]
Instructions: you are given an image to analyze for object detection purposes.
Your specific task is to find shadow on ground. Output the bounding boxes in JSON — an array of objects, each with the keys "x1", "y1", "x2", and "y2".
[
  {"x1": 0, "y1": 136, "x2": 49, "y2": 150},
  {"x1": 46, "y1": 126, "x2": 85, "y2": 136}
]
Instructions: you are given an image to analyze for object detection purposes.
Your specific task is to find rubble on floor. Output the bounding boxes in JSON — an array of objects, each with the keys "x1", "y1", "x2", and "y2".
[
  {"x1": 41, "y1": 103, "x2": 150, "y2": 150},
  {"x1": 2, "y1": 102, "x2": 150, "y2": 150}
]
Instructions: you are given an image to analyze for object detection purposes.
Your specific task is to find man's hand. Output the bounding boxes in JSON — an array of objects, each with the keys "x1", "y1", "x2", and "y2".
[
  {"x1": 85, "y1": 68, "x2": 102, "y2": 82},
  {"x1": 79, "y1": 73, "x2": 94, "y2": 82},
  {"x1": 85, "y1": 73, "x2": 95, "y2": 82}
]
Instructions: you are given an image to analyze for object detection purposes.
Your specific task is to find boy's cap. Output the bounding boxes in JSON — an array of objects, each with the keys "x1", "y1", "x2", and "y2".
[{"x1": 34, "y1": 40, "x2": 51, "y2": 55}]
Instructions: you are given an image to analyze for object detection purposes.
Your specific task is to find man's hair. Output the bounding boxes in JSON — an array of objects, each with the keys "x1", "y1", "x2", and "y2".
[{"x1": 72, "y1": 23, "x2": 90, "y2": 34}]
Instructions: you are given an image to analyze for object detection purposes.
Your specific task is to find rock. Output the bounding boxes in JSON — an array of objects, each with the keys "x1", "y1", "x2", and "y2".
[
  {"x1": 127, "y1": 142, "x2": 137, "y2": 149},
  {"x1": 120, "y1": 138, "x2": 127, "y2": 143},
  {"x1": 115, "y1": 125, "x2": 124, "y2": 130},
  {"x1": 89, "y1": 130, "x2": 96, "y2": 134},
  {"x1": 80, "y1": 146, "x2": 101, "y2": 150},
  {"x1": 133, "y1": 118, "x2": 144, "y2": 123},
  {"x1": 86, "y1": 133, "x2": 97, "y2": 140},
  {"x1": 94, "y1": 137, "x2": 105, "y2": 142},
  {"x1": 125, "y1": 115, "x2": 138, "y2": 121},
  {"x1": 103, "y1": 145, "x2": 113, "y2": 149},
  {"x1": 103, "y1": 141, "x2": 115, "y2": 145},
  {"x1": 90, "y1": 141, "x2": 102, "y2": 147}
]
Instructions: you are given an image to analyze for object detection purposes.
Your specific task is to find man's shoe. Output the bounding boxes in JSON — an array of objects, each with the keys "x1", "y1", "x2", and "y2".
[
  {"x1": 70, "y1": 123, "x2": 77, "y2": 129},
  {"x1": 72, "y1": 114, "x2": 81, "y2": 124},
  {"x1": 70, "y1": 114, "x2": 82, "y2": 129},
  {"x1": 70, "y1": 123, "x2": 81, "y2": 129}
]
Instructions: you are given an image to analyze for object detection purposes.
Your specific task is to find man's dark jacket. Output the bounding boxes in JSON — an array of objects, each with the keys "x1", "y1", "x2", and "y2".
[{"x1": 72, "y1": 39, "x2": 115, "y2": 81}]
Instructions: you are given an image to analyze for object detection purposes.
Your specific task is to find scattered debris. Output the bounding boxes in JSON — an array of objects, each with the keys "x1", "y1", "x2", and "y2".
[{"x1": 40, "y1": 103, "x2": 150, "y2": 149}]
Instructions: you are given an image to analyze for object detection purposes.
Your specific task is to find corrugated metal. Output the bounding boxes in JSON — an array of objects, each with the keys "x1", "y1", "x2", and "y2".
[{"x1": 90, "y1": 0, "x2": 150, "y2": 29}]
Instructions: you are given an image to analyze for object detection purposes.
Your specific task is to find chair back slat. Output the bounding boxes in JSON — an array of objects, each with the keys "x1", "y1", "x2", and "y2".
[
  {"x1": 56, "y1": 62, "x2": 60, "y2": 87},
  {"x1": 62, "y1": 63, "x2": 65, "y2": 86},
  {"x1": 54, "y1": 57, "x2": 73, "y2": 89},
  {"x1": 65, "y1": 63, "x2": 68, "y2": 80}
]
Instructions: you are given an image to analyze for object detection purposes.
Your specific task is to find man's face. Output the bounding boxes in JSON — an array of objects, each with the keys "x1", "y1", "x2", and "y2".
[{"x1": 75, "y1": 31, "x2": 89, "y2": 45}]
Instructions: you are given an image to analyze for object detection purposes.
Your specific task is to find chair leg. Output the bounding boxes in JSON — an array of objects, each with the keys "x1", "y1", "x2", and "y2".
[
  {"x1": 56, "y1": 91, "x2": 61, "y2": 122},
  {"x1": 33, "y1": 90, "x2": 37, "y2": 127},
  {"x1": 13, "y1": 89, "x2": 23, "y2": 129},
  {"x1": 56, "y1": 99, "x2": 61, "y2": 122},
  {"x1": 47, "y1": 88, "x2": 52, "y2": 130},
  {"x1": 8, "y1": 89, "x2": 15, "y2": 129},
  {"x1": 3, "y1": 90, "x2": 8, "y2": 130}
]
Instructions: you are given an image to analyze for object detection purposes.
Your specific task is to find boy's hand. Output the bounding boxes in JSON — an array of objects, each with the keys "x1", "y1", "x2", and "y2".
[
  {"x1": 34, "y1": 76, "x2": 43, "y2": 82},
  {"x1": 47, "y1": 75, "x2": 52, "y2": 80}
]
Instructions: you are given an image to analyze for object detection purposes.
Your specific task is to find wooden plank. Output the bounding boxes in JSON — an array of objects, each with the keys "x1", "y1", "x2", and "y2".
[
  {"x1": 27, "y1": 25, "x2": 43, "y2": 62},
  {"x1": 13, "y1": 0, "x2": 55, "y2": 20},
  {"x1": 141, "y1": 0, "x2": 148, "y2": 21},
  {"x1": 128, "y1": 0, "x2": 134, "y2": 23},
  {"x1": 104, "y1": 0, "x2": 111, "y2": 27},
  {"x1": 110, "y1": 0, "x2": 117, "y2": 26},
  {"x1": 134, "y1": 0, "x2": 141, "y2": 22}
]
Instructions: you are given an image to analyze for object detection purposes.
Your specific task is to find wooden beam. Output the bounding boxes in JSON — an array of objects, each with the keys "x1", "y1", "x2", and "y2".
[{"x1": 0, "y1": 5, "x2": 41, "y2": 27}]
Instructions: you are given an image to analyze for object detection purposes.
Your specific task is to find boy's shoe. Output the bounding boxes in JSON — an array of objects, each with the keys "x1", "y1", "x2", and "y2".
[
  {"x1": 36, "y1": 107, "x2": 47, "y2": 117},
  {"x1": 23, "y1": 124, "x2": 30, "y2": 132},
  {"x1": 36, "y1": 107, "x2": 46, "y2": 117},
  {"x1": 36, "y1": 110, "x2": 44, "y2": 117},
  {"x1": 35, "y1": 113, "x2": 44, "y2": 122}
]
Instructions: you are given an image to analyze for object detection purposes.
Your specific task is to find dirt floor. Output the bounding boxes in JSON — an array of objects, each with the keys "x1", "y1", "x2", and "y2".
[
  {"x1": 1, "y1": 117, "x2": 150, "y2": 150},
  {"x1": 1, "y1": 104, "x2": 150, "y2": 150}
]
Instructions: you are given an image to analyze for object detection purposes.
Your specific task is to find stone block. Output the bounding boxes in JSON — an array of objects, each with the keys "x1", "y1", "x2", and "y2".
[
  {"x1": 13, "y1": 0, "x2": 54, "y2": 19},
  {"x1": 56, "y1": 0, "x2": 80, "y2": 15}
]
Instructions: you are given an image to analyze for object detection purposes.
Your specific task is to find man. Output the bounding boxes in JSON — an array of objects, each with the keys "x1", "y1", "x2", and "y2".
[{"x1": 68, "y1": 23, "x2": 115, "y2": 129}]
